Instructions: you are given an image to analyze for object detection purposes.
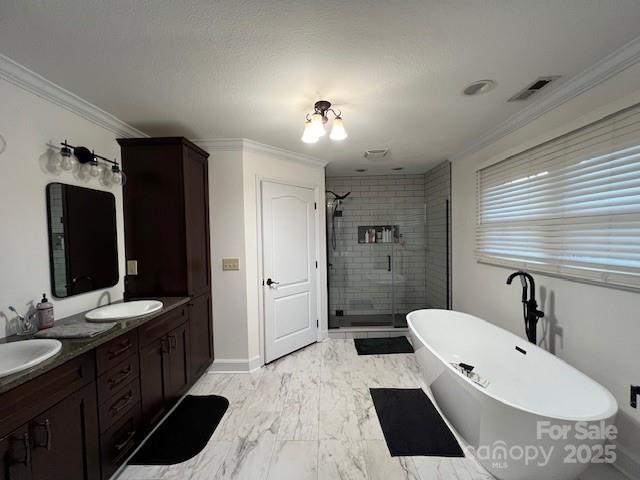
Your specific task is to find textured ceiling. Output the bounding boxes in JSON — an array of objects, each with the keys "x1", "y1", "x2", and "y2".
[{"x1": 1, "y1": 1, "x2": 640, "y2": 175}]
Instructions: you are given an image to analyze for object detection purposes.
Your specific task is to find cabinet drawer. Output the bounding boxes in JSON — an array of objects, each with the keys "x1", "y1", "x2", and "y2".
[
  {"x1": 139, "y1": 306, "x2": 187, "y2": 346},
  {"x1": 96, "y1": 330, "x2": 138, "y2": 375},
  {"x1": 97, "y1": 356, "x2": 140, "y2": 405},
  {"x1": 100, "y1": 405, "x2": 141, "y2": 480},
  {"x1": 99, "y1": 379, "x2": 141, "y2": 432}
]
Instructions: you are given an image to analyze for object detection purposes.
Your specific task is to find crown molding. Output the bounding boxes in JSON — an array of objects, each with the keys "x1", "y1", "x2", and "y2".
[
  {"x1": 193, "y1": 138, "x2": 328, "y2": 167},
  {"x1": 450, "y1": 35, "x2": 640, "y2": 162},
  {"x1": 0, "y1": 54, "x2": 147, "y2": 139}
]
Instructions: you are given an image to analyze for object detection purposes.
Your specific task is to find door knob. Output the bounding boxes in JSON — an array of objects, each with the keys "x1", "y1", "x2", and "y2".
[{"x1": 266, "y1": 278, "x2": 279, "y2": 287}]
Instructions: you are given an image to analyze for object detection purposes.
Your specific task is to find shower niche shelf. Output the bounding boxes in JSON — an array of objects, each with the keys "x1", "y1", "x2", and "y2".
[{"x1": 357, "y1": 225, "x2": 399, "y2": 244}]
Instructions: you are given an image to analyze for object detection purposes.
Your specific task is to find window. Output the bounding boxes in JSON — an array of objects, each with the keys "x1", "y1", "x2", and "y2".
[{"x1": 476, "y1": 103, "x2": 640, "y2": 290}]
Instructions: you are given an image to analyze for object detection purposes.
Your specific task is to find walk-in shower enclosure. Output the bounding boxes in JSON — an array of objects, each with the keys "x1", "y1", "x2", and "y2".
[{"x1": 326, "y1": 162, "x2": 451, "y2": 329}]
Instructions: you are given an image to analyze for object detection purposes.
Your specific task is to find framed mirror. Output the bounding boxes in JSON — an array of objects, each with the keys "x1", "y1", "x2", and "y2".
[{"x1": 46, "y1": 183, "x2": 119, "y2": 298}]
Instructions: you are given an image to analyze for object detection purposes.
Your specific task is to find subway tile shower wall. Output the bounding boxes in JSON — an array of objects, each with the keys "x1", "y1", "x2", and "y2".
[
  {"x1": 326, "y1": 174, "x2": 427, "y2": 317},
  {"x1": 424, "y1": 161, "x2": 451, "y2": 310}
]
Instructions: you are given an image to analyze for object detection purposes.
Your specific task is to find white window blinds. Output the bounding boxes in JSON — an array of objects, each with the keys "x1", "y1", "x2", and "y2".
[{"x1": 476, "y1": 103, "x2": 640, "y2": 290}]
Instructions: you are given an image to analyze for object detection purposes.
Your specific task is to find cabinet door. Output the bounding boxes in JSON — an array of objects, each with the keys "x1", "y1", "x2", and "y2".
[
  {"x1": 183, "y1": 147, "x2": 211, "y2": 297},
  {"x1": 0, "y1": 425, "x2": 31, "y2": 480},
  {"x1": 189, "y1": 294, "x2": 213, "y2": 378},
  {"x1": 30, "y1": 383, "x2": 100, "y2": 480},
  {"x1": 166, "y1": 323, "x2": 190, "y2": 404},
  {"x1": 139, "y1": 337, "x2": 169, "y2": 429}
]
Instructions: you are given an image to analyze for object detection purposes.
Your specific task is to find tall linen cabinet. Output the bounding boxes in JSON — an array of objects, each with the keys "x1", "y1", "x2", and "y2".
[{"x1": 117, "y1": 137, "x2": 214, "y2": 381}]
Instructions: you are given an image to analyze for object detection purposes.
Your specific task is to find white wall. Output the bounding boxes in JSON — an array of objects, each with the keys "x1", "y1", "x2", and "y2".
[
  {"x1": 208, "y1": 149, "x2": 250, "y2": 360},
  {"x1": 452, "y1": 62, "x2": 640, "y2": 476},
  {"x1": 204, "y1": 140, "x2": 328, "y2": 370},
  {"x1": 0, "y1": 78, "x2": 127, "y2": 337}
]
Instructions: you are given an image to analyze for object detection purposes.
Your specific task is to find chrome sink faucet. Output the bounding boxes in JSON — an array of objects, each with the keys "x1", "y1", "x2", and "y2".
[{"x1": 8, "y1": 306, "x2": 37, "y2": 336}]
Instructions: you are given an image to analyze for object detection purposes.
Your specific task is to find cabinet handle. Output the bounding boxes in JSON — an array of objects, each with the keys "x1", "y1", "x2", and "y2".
[
  {"x1": 168, "y1": 334, "x2": 177, "y2": 351},
  {"x1": 114, "y1": 430, "x2": 137, "y2": 452},
  {"x1": 110, "y1": 392, "x2": 134, "y2": 415},
  {"x1": 108, "y1": 340, "x2": 132, "y2": 360},
  {"x1": 108, "y1": 365, "x2": 133, "y2": 389},
  {"x1": 33, "y1": 419, "x2": 52, "y2": 451},
  {"x1": 10, "y1": 433, "x2": 31, "y2": 467},
  {"x1": 161, "y1": 337, "x2": 170, "y2": 354}
]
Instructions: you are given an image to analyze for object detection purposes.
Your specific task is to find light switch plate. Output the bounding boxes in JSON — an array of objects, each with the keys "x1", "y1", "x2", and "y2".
[
  {"x1": 222, "y1": 258, "x2": 240, "y2": 271},
  {"x1": 126, "y1": 260, "x2": 138, "y2": 275}
]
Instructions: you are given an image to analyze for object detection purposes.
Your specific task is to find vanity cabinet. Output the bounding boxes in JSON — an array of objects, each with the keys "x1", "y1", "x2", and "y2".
[
  {"x1": 188, "y1": 293, "x2": 213, "y2": 379},
  {"x1": 0, "y1": 355, "x2": 100, "y2": 480},
  {"x1": 30, "y1": 384, "x2": 100, "y2": 480},
  {"x1": 119, "y1": 137, "x2": 214, "y2": 383},
  {"x1": 138, "y1": 306, "x2": 191, "y2": 430}
]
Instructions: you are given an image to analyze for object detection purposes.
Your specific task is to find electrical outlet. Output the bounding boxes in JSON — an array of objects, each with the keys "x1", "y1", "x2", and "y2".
[
  {"x1": 222, "y1": 258, "x2": 240, "y2": 271},
  {"x1": 126, "y1": 260, "x2": 138, "y2": 275}
]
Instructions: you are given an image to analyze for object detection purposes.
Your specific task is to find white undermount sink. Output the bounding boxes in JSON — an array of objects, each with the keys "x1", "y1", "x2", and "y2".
[
  {"x1": 85, "y1": 300, "x2": 163, "y2": 322},
  {"x1": 0, "y1": 339, "x2": 62, "y2": 378}
]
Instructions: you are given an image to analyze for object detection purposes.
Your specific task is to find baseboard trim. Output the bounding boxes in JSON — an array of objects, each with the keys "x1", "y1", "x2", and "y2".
[{"x1": 209, "y1": 355, "x2": 262, "y2": 373}]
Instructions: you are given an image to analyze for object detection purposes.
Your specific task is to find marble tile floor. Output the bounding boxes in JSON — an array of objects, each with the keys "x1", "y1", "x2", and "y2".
[{"x1": 117, "y1": 339, "x2": 626, "y2": 480}]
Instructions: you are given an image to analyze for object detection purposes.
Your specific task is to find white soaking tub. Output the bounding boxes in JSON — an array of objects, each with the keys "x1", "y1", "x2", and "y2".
[{"x1": 407, "y1": 309, "x2": 618, "y2": 480}]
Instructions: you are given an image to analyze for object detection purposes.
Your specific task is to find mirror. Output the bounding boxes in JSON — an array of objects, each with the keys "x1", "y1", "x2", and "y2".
[{"x1": 46, "y1": 183, "x2": 119, "y2": 298}]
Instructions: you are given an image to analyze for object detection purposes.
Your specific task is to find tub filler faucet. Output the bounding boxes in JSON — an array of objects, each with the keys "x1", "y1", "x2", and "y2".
[{"x1": 506, "y1": 271, "x2": 544, "y2": 344}]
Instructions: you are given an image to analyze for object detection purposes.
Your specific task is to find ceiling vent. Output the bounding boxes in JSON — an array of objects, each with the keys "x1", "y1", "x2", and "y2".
[
  {"x1": 363, "y1": 148, "x2": 389, "y2": 160},
  {"x1": 508, "y1": 76, "x2": 561, "y2": 102}
]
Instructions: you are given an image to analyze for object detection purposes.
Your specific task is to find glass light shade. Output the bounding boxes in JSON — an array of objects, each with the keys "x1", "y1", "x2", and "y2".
[
  {"x1": 301, "y1": 120, "x2": 319, "y2": 144},
  {"x1": 60, "y1": 153, "x2": 77, "y2": 171},
  {"x1": 310, "y1": 113, "x2": 326, "y2": 137},
  {"x1": 89, "y1": 162, "x2": 102, "y2": 177},
  {"x1": 111, "y1": 167, "x2": 126, "y2": 186},
  {"x1": 329, "y1": 116, "x2": 348, "y2": 141}
]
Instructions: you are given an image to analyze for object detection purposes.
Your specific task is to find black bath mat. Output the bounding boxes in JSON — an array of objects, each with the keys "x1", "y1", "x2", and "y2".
[
  {"x1": 370, "y1": 388, "x2": 464, "y2": 457},
  {"x1": 354, "y1": 336, "x2": 414, "y2": 355},
  {"x1": 129, "y1": 395, "x2": 229, "y2": 465}
]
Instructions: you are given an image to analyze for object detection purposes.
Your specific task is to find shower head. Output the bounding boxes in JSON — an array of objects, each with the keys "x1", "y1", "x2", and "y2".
[{"x1": 327, "y1": 190, "x2": 351, "y2": 201}]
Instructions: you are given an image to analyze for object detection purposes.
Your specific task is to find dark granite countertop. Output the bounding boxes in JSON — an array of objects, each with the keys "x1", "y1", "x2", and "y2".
[{"x1": 0, "y1": 297, "x2": 190, "y2": 395}]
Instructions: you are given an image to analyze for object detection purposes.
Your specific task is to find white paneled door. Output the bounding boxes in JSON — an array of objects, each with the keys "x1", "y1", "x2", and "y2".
[{"x1": 262, "y1": 181, "x2": 318, "y2": 363}]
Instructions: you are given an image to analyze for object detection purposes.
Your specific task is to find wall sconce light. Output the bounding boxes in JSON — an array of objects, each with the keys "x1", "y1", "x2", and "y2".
[
  {"x1": 58, "y1": 140, "x2": 126, "y2": 185},
  {"x1": 302, "y1": 100, "x2": 347, "y2": 143}
]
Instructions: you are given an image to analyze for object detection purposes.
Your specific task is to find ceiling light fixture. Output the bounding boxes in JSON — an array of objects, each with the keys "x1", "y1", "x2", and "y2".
[
  {"x1": 302, "y1": 100, "x2": 347, "y2": 143},
  {"x1": 463, "y1": 80, "x2": 496, "y2": 96}
]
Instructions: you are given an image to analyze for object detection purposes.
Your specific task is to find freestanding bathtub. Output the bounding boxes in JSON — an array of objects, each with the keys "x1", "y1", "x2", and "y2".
[{"x1": 407, "y1": 309, "x2": 618, "y2": 480}]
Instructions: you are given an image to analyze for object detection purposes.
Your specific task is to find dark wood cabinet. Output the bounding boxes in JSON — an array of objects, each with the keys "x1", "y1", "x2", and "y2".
[
  {"x1": 138, "y1": 309, "x2": 191, "y2": 431},
  {"x1": 0, "y1": 301, "x2": 211, "y2": 480},
  {"x1": 0, "y1": 362, "x2": 99, "y2": 480},
  {"x1": 119, "y1": 137, "x2": 215, "y2": 389},
  {"x1": 118, "y1": 137, "x2": 212, "y2": 300},
  {"x1": 165, "y1": 323, "x2": 190, "y2": 403},
  {"x1": 139, "y1": 335, "x2": 169, "y2": 429},
  {"x1": 189, "y1": 293, "x2": 213, "y2": 379},
  {"x1": 30, "y1": 384, "x2": 100, "y2": 480}
]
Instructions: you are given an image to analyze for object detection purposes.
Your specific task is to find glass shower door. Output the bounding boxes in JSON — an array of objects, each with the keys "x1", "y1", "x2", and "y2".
[
  {"x1": 327, "y1": 192, "x2": 395, "y2": 328},
  {"x1": 390, "y1": 198, "x2": 427, "y2": 327}
]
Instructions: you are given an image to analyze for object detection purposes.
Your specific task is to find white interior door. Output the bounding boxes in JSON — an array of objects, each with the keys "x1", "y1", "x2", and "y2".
[{"x1": 262, "y1": 180, "x2": 318, "y2": 363}]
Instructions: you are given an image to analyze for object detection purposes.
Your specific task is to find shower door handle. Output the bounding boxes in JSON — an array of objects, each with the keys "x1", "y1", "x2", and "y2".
[{"x1": 388, "y1": 256, "x2": 391, "y2": 272}]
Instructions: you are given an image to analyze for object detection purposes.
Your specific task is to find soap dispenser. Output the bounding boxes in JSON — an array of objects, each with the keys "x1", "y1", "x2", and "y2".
[{"x1": 37, "y1": 293, "x2": 54, "y2": 329}]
